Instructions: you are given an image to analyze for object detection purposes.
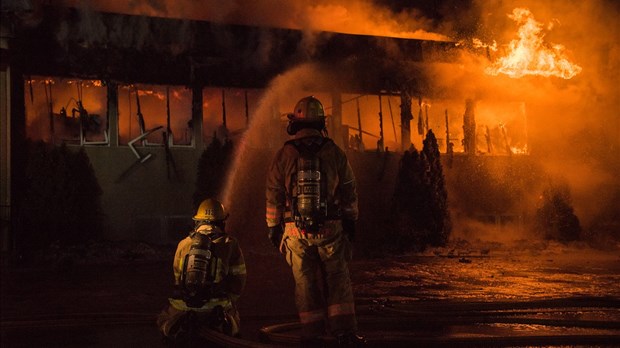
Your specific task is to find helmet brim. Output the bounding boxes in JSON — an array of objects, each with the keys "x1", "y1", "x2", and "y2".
[
  {"x1": 287, "y1": 114, "x2": 326, "y2": 122},
  {"x1": 192, "y1": 213, "x2": 229, "y2": 222}
]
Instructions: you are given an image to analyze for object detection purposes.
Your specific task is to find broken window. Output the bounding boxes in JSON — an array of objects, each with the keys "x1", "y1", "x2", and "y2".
[
  {"x1": 340, "y1": 94, "x2": 388, "y2": 151},
  {"x1": 117, "y1": 84, "x2": 192, "y2": 147},
  {"x1": 24, "y1": 77, "x2": 108, "y2": 145},
  {"x1": 475, "y1": 101, "x2": 528, "y2": 155},
  {"x1": 202, "y1": 88, "x2": 261, "y2": 143}
]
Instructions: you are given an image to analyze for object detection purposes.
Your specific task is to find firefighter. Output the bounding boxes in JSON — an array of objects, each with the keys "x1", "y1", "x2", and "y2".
[
  {"x1": 266, "y1": 96, "x2": 366, "y2": 346},
  {"x1": 157, "y1": 198, "x2": 246, "y2": 343}
]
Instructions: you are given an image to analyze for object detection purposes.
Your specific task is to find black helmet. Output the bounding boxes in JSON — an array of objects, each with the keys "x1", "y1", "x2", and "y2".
[{"x1": 287, "y1": 96, "x2": 326, "y2": 135}]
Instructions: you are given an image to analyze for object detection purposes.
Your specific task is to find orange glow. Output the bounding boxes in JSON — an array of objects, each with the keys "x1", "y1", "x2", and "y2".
[{"x1": 486, "y1": 8, "x2": 582, "y2": 79}]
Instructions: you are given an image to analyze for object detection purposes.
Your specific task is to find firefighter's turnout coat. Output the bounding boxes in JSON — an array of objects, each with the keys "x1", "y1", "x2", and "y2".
[
  {"x1": 157, "y1": 224, "x2": 246, "y2": 338},
  {"x1": 266, "y1": 128, "x2": 359, "y2": 338}
]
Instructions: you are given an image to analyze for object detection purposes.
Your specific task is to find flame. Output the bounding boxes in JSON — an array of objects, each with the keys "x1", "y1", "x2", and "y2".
[
  {"x1": 28, "y1": 79, "x2": 105, "y2": 87},
  {"x1": 27, "y1": 79, "x2": 56, "y2": 85},
  {"x1": 70, "y1": 80, "x2": 104, "y2": 88},
  {"x1": 486, "y1": 8, "x2": 582, "y2": 79},
  {"x1": 474, "y1": 38, "x2": 497, "y2": 52},
  {"x1": 510, "y1": 145, "x2": 528, "y2": 155},
  {"x1": 137, "y1": 89, "x2": 166, "y2": 100}
]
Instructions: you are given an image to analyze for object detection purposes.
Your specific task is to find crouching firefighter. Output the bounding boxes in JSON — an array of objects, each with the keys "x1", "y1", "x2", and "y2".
[
  {"x1": 266, "y1": 96, "x2": 366, "y2": 346},
  {"x1": 157, "y1": 198, "x2": 246, "y2": 343}
]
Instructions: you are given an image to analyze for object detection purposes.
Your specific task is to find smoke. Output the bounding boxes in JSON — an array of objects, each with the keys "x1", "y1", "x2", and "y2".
[
  {"x1": 52, "y1": 0, "x2": 452, "y2": 40},
  {"x1": 425, "y1": 0, "x2": 620, "y2": 235},
  {"x1": 220, "y1": 63, "x2": 333, "y2": 209},
  {"x1": 44, "y1": 0, "x2": 194, "y2": 53},
  {"x1": 451, "y1": 216, "x2": 533, "y2": 245}
]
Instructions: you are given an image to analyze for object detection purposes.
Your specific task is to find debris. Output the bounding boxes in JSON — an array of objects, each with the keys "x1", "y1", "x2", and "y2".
[{"x1": 459, "y1": 257, "x2": 472, "y2": 264}]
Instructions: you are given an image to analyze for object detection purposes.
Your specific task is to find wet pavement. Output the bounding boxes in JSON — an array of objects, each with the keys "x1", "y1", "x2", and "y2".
[
  {"x1": 2, "y1": 239, "x2": 619, "y2": 347},
  {"x1": 352, "y1": 240, "x2": 620, "y2": 302}
]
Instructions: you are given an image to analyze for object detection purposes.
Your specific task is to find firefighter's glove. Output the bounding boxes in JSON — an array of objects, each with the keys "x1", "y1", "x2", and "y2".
[
  {"x1": 342, "y1": 219, "x2": 356, "y2": 242},
  {"x1": 268, "y1": 225, "x2": 284, "y2": 249}
]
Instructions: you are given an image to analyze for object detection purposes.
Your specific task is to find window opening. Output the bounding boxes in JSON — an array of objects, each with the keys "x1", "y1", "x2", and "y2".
[
  {"x1": 118, "y1": 83, "x2": 192, "y2": 147},
  {"x1": 202, "y1": 88, "x2": 260, "y2": 144},
  {"x1": 24, "y1": 77, "x2": 108, "y2": 145}
]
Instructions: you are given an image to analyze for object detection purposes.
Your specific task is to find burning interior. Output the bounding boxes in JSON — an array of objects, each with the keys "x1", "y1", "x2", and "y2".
[{"x1": 23, "y1": 79, "x2": 531, "y2": 156}]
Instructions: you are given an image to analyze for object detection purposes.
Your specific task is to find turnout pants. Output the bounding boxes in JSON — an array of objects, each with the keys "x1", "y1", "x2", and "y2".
[
  {"x1": 283, "y1": 227, "x2": 357, "y2": 338},
  {"x1": 157, "y1": 301, "x2": 241, "y2": 340}
]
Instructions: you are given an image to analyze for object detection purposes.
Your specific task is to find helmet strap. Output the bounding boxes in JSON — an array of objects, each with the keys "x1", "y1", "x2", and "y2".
[
  {"x1": 286, "y1": 121, "x2": 296, "y2": 135},
  {"x1": 195, "y1": 220, "x2": 225, "y2": 232}
]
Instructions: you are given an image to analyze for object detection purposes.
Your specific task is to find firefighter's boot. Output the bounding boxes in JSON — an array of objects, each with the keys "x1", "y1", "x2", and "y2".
[{"x1": 336, "y1": 332, "x2": 367, "y2": 347}]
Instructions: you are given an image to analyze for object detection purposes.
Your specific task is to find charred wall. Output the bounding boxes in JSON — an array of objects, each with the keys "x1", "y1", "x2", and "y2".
[{"x1": 9, "y1": 6, "x2": 451, "y2": 91}]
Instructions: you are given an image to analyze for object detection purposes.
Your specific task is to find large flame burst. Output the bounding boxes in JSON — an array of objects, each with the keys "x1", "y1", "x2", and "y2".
[{"x1": 486, "y1": 8, "x2": 582, "y2": 79}]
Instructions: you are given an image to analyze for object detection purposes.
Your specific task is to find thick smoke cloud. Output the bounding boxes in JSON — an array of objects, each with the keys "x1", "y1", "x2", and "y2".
[{"x1": 427, "y1": 0, "x2": 619, "y2": 237}]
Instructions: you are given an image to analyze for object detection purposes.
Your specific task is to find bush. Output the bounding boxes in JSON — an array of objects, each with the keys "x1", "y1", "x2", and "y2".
[
  {"x1": 16, "y1": 141, "x2": 103, "y2": 256},
  {"x1": 534, "y1": 183, "x2": 581, "y2": 242}
]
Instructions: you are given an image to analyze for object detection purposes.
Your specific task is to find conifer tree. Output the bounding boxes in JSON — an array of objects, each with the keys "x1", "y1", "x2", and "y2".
[
  {"x1": 391, "y1": 147, "x2": 427, "y2": 251},
  {"x1": 391, "y1": 130, "x2": 451, "y2": 252},
  {"x1": 422, "y1": 130, "x2": 451, "y2": 246},
  {"x1": 193, "y1": 135, "x2": 234, "y2": 209}
]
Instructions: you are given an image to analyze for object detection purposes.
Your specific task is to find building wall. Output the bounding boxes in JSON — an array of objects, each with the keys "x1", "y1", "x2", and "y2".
[{"x1": 81, "y1": 145, "x2": 201, "y2": 243}]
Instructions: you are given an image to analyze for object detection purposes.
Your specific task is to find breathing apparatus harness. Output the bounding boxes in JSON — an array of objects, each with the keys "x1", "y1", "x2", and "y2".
[
  {"x1": 287, "y1": 136, "x2": 331, "y2": 233},
  {"x1": 180, "y1": 227, "x2": 225, "y2": 308}
]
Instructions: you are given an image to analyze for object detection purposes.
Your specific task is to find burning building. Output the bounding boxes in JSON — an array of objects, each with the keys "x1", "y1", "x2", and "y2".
[
  {"x1": 1, "y1": 0, "x2": 618, "y2": 253},
  {"x1": 1, "y1": 2, "x2": 458, "y2": 247}
]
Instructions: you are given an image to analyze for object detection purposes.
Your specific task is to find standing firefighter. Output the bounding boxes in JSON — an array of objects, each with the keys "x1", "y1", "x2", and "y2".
[
  {"x1": 157, "y1": 198, "x2": 246, "y2": 344},
  {"x1": 266, "y1": 96, "x2": 365, "y2": 346}
]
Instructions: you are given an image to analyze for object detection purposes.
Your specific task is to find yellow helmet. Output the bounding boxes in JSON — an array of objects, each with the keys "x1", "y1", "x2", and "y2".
[
  {"x1": 287, "y1": 96, "x2": 325, "y2": 123},
  {"x1": 193, "y1": 198, "x2": 228, "y2": 221}
]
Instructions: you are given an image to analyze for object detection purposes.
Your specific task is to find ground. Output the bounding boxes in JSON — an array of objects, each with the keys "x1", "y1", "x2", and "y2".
[{"x1": 1, "y1": 237, "x2": 619, "y2": 347}]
